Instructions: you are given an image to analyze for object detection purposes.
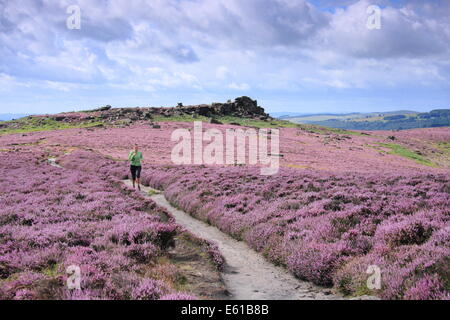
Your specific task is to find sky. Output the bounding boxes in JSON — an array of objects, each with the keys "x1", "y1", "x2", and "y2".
[{"x1": 1, "y1": 0, "x2": 450, "y2": 115}]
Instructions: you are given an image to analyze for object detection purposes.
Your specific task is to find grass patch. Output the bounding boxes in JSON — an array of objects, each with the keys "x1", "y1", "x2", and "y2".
[
  {"x1": 286, "y1": 164, "x2": 309, "y2": 169},
  {"x1": 152, "y1": 114, "x2": 298, "y2": 128},
  {"x1": 377, "y1": 142, "x2": 436, "y2": 167},
  {"x1": 41, "y1": 264, "x2": 60, "y2": 277},
  {"x1": 217, "y1": 116, "x2": 298, "y2": 128},
  {"x1": 0, "y1": 117, "x2": 104, "y2": 135},
  {"x1": 299, "y1": 124, "x2": 365, "y2": 136},
  {"x1": 435, "y1": 142, "x2": 450, "y2": 155},
  {"x1": 353, "y1": 283, "x2": 375, "y2": 297},
  {"x1": 147, "y1": 189, "x2": 160, "y2": 196}
]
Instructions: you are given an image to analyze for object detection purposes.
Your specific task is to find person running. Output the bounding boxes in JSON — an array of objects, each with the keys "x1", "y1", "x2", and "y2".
[{"x1": 128, "y1": 144, "x2": 143, "y2": 190}]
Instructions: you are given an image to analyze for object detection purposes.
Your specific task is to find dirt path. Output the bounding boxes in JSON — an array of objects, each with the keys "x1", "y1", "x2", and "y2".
[{"x1": 123, "y1": 180, "x2": 343, "y2": 300}]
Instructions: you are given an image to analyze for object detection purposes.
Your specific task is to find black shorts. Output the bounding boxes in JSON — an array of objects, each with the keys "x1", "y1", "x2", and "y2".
[{"x1": 130, "y1": 165, "x2": 142, "y2": 180}]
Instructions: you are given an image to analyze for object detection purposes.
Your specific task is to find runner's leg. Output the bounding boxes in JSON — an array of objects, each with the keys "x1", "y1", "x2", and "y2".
[
  {"x1": 130, "y1": 165, "x2": 136, "y2": 188},
  {"x1": 136, "y1": 166, "x2": 142, "y2": 190}
]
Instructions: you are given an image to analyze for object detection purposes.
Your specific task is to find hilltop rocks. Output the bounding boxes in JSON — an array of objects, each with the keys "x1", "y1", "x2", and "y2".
[
  {"x1": 90, "y1": 105, "x2": 112, "y2": 112},
  {"x1": 174, "y1": 96, "x2": 268, "y2": 119},
  {"x1": 18, "y1": 97, "x2": 271, "y2": 130},
  {"x1": 75, "y1": 97, "x2": 271, "y2": 125},
  {"x1": 94, "y1": 108, "x2": 153, "y2": 123}
]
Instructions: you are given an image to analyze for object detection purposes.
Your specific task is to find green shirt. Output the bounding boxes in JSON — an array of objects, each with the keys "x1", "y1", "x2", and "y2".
[{"x1": 128, "y1": 151, "x2": 143, "y2": 166}]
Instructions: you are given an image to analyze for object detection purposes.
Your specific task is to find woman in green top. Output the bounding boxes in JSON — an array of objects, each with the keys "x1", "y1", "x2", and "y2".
[{"x1": 128, "y1": 144, "x2": 143, "y2": 190}]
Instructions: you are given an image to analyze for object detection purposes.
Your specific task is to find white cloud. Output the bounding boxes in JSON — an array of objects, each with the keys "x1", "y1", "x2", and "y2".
[
  {"x1": 216, "y1": 66, "x2": 230, "y2": 80},
  {"x1": 0, "y1": 73, "x2": 30, "y2": 91},
  {"x1": 228, "y1": 82, "x2": 250, "y2": 91},
  {"x1": 0, "y1": 0, "x2": 449, "y2": 112},
  {"x1": 44, "y1": 81, "x2": 82, "y2": 92},
  {"x1": 318, "y1": 0, "x2": 450, "y2": 59}
]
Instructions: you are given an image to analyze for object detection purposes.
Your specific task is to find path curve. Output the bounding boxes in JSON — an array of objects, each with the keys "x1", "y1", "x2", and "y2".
[{"x1": 123, "y1": 180, "x2": 343, "y2": 300}]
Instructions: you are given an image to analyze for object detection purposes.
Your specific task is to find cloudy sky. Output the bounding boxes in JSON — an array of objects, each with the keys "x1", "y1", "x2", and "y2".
[{"x1": 1, "y1": 0, "x2": 449, "y2": 114}]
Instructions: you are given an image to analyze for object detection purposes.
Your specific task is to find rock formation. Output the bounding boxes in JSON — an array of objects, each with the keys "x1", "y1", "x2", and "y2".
[
  {"x1": 72, "y1": 96, "x2": 271, "y2": 123},
  {"x1": 1, "y1": 97, "x2": 272, "y2": 132}
]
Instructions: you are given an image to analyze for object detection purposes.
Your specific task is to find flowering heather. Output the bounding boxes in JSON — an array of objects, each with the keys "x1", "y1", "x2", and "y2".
[
  {"x1": 1, "y1": 122, "x2": 448, "y2": 300},
  {"x1": 0, "y1": 150, "x2": 193, "y2": 300},
  {"x1": 58, "y1": 147, "x2": 449, "y2": 299},
  {"x1": 377, "y1": 127, "x2": 450, "y2": 143},
  {"x1": 1, "y1": 124, "x2": 448, "y2": 174},
  {"x1": 133, "y1": 165, "x2": 449, "y2": 300},
  {"x1": 160, "y1": 293, "x2": 197, "y2": 300},
  {"x1": 131, "y1": 279, "x2": 169, "y2": 300},
  {"x1": 60, "y1": 149, "x2": 129, "y2": 180}
]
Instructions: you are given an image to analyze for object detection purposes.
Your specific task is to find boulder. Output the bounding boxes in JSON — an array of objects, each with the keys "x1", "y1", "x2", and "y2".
[
  {"x1": 100, "y1": 105, "x2": 112, "y2": 111},
  {"x1": 88, "y1": 105, "x2": 112, "y2": 112},
  {"x1": 197, "y1": 105, "x2": 213, "y2": 117},
  {"x1": 143, "y1": 112, "x2": 153, "y2": 119},
  {"x1": 54, "y1": 116, "x2": 66, "y2": 121},
  {"x1": 209, "y1": 118, "x2": 223, "y2": 124}
]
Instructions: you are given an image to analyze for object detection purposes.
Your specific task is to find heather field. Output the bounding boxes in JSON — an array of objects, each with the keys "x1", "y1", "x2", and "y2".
[
  {"x1": 1, "y1": 122, "x2": 449, "y2": 173},
  {"x1": 140, "y1": 166, "x2": 449, "y2": 299},
  {"x1": 58, "y1": 147, "x2": 449, "y2": 300},
  {"x1": 0, "y1": 121, "x2": 449, "y2": 300},
  {"x1": 0, "y1": 149, "x2": 225, "y2": 300}
]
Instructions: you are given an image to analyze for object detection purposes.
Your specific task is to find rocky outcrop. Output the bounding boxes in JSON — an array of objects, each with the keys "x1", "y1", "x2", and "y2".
[
  {"x1": 87, "y1": 105, "x2": 112, "y2": 112},
  {"x1": 70, "y1": 96, "x2": 271, "y2": 124},
  {"x1": 1, "y1": 97, "x2": 271, "y2": 132},
  {"x1": 6, "y1": 97, "x2": 271, "y2": 131},
  {"x1": 174, "y1": 96, "x2": 269, "y2": 119}
]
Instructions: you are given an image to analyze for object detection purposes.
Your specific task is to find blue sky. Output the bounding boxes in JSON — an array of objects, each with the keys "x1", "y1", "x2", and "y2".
[{"x1": 1, "y1": 0, "x2": 449, "y2": 114}]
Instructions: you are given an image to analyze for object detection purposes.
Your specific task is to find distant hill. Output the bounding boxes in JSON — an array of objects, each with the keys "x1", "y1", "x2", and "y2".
[
  {"x1": 0, "y1": 114, "x2": 28, "y2": 121},
  {"x1": 269, "y1": 112, "x2": 311, "y2": 118},
  {"x1": 281, "y1": 110, "x2": 450, "y2": 130}
]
